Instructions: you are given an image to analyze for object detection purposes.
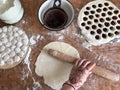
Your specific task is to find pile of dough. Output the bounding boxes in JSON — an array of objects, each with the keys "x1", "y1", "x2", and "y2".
[
  {"x1": 0, "y1": 26, "x2": 29, "y2": 69},
  {"x1": 35, "y1": 42, "x2": 80, "y2": 90},
  {"x1": 78, "y1": 0, "x2": 120, "y2": 45}
]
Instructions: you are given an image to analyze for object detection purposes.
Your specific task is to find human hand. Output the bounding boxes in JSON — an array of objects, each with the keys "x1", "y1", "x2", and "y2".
[{"x1": 67, "y1": 59, "x2": 96, "y2": 90}]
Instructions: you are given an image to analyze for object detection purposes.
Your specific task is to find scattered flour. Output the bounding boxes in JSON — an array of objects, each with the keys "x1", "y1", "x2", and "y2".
[
  {"x1": 23, "y1": 47, "x2": 32, "y2": 73},
  {"x1": 32, "y1": 77, "x2": 42, "y2": 90},
  {"x1": 21, "y1": 34, "x2": 45, "y2": 88},
  {"x1": 30, "y1": 35, "x2": 40, "y2": 45}
]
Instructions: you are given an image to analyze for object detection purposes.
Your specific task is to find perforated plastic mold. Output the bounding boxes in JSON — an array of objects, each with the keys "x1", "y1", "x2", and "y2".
[{"x1": 78, "y1": 0, "x2": 120, "y2": 45}]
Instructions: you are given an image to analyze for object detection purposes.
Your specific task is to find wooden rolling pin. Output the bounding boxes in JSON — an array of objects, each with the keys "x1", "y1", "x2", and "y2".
[{"x1": 48, "y1": 49, "x2": 119, "y2": 82}]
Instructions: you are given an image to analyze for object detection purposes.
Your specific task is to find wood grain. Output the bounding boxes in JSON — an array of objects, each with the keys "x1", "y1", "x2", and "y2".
[{"x1": 0, "y1": 0, "x2": 120, "y2": 90}]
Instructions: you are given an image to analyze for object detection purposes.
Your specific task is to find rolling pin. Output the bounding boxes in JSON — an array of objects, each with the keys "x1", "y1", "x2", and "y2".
[{"x1": 47, "y1": 49, "x2": 119, "y2": 82}]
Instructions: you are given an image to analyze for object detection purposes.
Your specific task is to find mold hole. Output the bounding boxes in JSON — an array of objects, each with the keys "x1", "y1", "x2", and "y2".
[
  {"x1": 98, "y1": 24, "x2": 102, "y2": 27},
  {"x1": 94, "y1": 19, "x2": 98, "y2": 23},
  {"x1": 112, "y1": 16, "x2": 117, "y2": 20},
  {"x1": 106, "y1": 17, "x2": 111, "y2": 21},
  {"x1": 90, "y1": 31, "x2": 95, "y2": 35},
  {"x1": 101, "y1": 13, "x2": 106, "y2": 17},
  {"x1": 114, "y1": 10, "x2": 119, "y2": 14},
  {"x1": 107, "y1": 11, "x2": 112, "y2": 15},
  {"x1": 108, "y1": 7, "x2": 114, "y2": 10},
  {"x1": 84, "y1": 11, "x2": 89, "y2": 15},
  {"x1": 104, "y1": 22, "x2": 110, "y2": 27},
  {"x1": 87, "y1": 21, "x2": 92, "y2": 25},
  {"x1": 97, "y1": 29, "x2": 102, "y2": 34},
  {"x1": 103, "y1": 7, "x2": 107, "y2": 11},
  {"x1": 110, "y1": 26, "x2": 115, "y2": 31},
  {"x1": 116, "y1": 26, "x2": 120, "y2": 30},
  {"x1": 108, "y1": 33, "x2": 114, "y2": 37},
  {"x1": 95, "y1": 14, "x2": 100, "y2": 18},
  {"x1": 96, "y1": 9, "x2": 102, "y2": 13},
  {"x1": 81, "y1": 22, "x2": 86, "y2": 26},
  {"x1": 119, "y1": 14, "x2": 120, "y2": 18},
  {"x1": 115, "y1": 31, "x2": 119, "y2": 35},
  {"x1": 89, "y1": 15, "x2": 94, "y2": 19},
  {"x1": 104, "y1": 2, "x2": 109, "y2": 6},
  {"x1": 117, "y1": 20, "x2": 120, "y2": 24},
  {"x1": 92, "y1": 5, "x2": 96, "y2": 8},
  {"x1": 90, "y1": 10, "x2": 95, "y2": 14},
  {"x1": 102, "y1": 34, "x2": 107, "y2": 39},
  {"x1": 85, "y1": 26, "x2": 90, "y2": 30},
  {"x1": 103, "y1": 28, "x2": 108, "y2": 32},
  {"x1": 98, "y1": 4, "x2": 103, "y2": 7},
  {"x1": 92, "y1": 25, "x2": 97, "y2": 29},
  {"x1": 99, "y1": 18, "x2": 104, "y2": 22},
  {"x1": 83, "y1": 17, "x2": 88, "y2": 21},
  {"x1": 86, "y1": 7, "x2": 90, "y2": 10},
  {"x1": 111, "y1": 21, "x2": 116, "y2": 25},
  {"x1": 95, "y1": 35, "x2": 100, "y2": 40}
]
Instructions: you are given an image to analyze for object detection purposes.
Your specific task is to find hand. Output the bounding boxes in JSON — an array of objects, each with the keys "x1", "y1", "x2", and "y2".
[{"x1": 67, "y1": 59, "x2": 96, "y2": 90}]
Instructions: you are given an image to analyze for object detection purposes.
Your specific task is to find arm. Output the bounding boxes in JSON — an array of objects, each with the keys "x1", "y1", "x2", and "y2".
[{"x1": 61, "y1": 59, "x2": 96, "y2": 90}]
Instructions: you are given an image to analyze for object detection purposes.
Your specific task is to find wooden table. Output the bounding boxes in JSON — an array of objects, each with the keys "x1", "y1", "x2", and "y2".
[{"x1": 0, "y1": 0, "x2": 120, "y2": 90}]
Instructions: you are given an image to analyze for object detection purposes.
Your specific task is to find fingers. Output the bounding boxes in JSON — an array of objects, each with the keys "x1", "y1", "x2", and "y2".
[
  {"x1": 81, "y1": 60, "x2": 91, "y2": 69},
  {"x1": 77, "y1": 59, "x2": 86, "y2": 67},
  {"x1": 86, "y1": 62, "x2": 96, "y2": 71},
  {"x1": 75, "y1": 59, "x2": 85, "y2": 67},
  {"x1": 75, "y1": 59, "x2": 80, "y2": 66},
  {"x1": 75, "y1": 59, "x2": 96, "y2": 71}
]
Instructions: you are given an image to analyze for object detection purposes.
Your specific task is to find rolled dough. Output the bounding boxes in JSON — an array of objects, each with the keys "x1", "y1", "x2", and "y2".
[{"x1": 35, "y1": 42, "x2": 80, "y2": 90}]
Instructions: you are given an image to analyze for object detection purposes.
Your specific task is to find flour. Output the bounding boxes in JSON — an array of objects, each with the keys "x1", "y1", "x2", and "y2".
[
  {"x1": 23, "y1": 47, "x2": 32, "y2": 73},
  {"x1": 58, "y1": 35, "x2": 64, "y2": 40},
  {"x1": 30, "y1": 35, "x2": 42, "y2": 46},
  {"x1": 82, "y1": 42, "x2": 92, "y2": 50},
  {"x1": 32, "y1": 77, "x2": 42, "y2": 90}
]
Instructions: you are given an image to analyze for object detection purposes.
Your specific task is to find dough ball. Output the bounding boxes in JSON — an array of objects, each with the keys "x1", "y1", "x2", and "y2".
[
  {"x1": 0, "y1": 60, "x2": 5, "y2": 66},
  {"x1": 14, "y1": 56, "x2": 20, "y2": 62},
  {"x1": 15, "y1": 47, "x2": 21, "y2": 53},
  {"x1": 2, "y1": 38, "x2": 8, "y2": 43},
  {"x1": 12, "y1": 38, "x2": 17, "y2": 45},
  {"x1": 22, "y1": 39, "x2": 28, "y2": 45},
  {"x1": 18, "y1": 30, "x2": 23, "y2": 35},
  {"x1": 2, "y1": 26, "x2": 7, "y2": 32},
  {"x1": 8, "y1": 36, "x2": 13, "y2": 41},
  {"x1": 3, "y1": 55, "x2": 10, "y2": 61},
  {"x1": 6, "y1": 59, "x2": 13, "y2": 64},
  {"x1": 6, "y1": 42, "x2": 12, "y2": 47},
  {"x1": 9, "y1": 51, "x2": 15, "y2": 57},
  {"x1": 21, "y1": 46, "x2": 27, "y2": 52},
  {"x1": 0, "y1": 29, "x2": 2, "y2": 33},
  {"x1": 8, "y1": 26, "x2": 13, "y2": 32},
  {"x1": 10, "y1": 46, "x2": 16, "y2": 50},
  {"x1": 5, "y1": 48, "x2": 11, "y2": 54},
  {"x1": 16, "y1": 42, "x2": 23, "y2": 47},
  {"x1": 0, "y1": 46, "x2": 5, "y2": 52},
  {"x1": 8, "y1": 31, "x2": 13, "y2": 36},
  {"x1": 1, "y1": 33, "x2": 6, "y2": 38},
  {"x1": 18, "y1": 51, "x2": 24, "y2": 57}
]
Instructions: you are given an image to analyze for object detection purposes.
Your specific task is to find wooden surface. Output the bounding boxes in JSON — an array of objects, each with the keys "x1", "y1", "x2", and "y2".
[{"x1": 0, "y1": 0, "x2": 120, "y2": 90}]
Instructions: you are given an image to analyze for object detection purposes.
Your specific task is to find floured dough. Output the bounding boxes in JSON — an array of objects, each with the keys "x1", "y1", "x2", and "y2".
[
  {"x1": 0, "y1": 26, "x2": 29, "y2": 69},
  {"x1": 78, "y1": 0, "x2": 120, "y2": 45},
  {"x1": 35, "y1": 42, "x2": 80, "y2": 90}
]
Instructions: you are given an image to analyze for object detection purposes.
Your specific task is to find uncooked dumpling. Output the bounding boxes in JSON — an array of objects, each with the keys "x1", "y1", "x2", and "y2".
[{"x1": 0, "y1": 26, "x2": 29, "y2": 69}]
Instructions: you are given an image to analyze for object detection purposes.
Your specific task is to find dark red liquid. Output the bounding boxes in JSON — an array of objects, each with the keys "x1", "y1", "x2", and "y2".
[{"x1": 44, "y1": 8, "x2": 68, "y2": 28}]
